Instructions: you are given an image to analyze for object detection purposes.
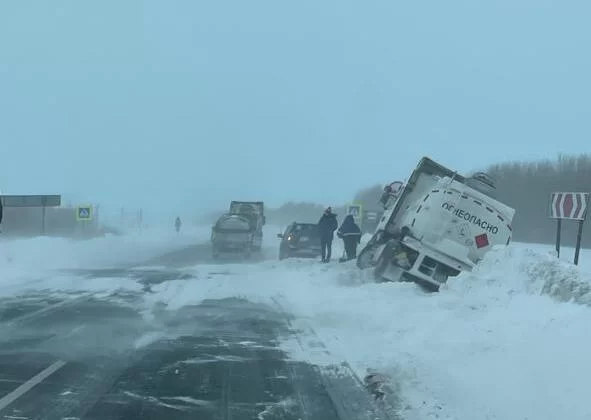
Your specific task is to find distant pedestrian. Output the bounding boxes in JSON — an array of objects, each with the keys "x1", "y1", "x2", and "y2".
[
  {"x1": 175, "y1": 216, "x2": 182, "y2": 234},
  {"x1": 317, "y1": 207, "x2": 338, "y2": 263},
  {"x1": 337, "y1": 215, "x2": 362, "y2": 262}
]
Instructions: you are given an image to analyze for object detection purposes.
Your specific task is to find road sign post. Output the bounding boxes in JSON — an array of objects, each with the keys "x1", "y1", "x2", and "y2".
[
  {"x1": 41, "y1": 196, "x2": 47, "y2": 235},
  {"x1": 555, "y1": 219, "x2": 562, "y2": 258},
  {"x1": 549, "y1": 192, "x2": 589, "y2": 265},
  {"x1": 0, "y1": 195, "x2": 61, "y2": 236},
  {"x1": 75, "y1": 205, "x2": 94, "y2": 236},
  {"x1": 575, "y1": 217, "x2": 585, "y2": 265}
]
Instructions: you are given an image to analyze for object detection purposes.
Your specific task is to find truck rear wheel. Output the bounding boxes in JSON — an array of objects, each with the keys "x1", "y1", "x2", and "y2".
[{"x1": 212, "y1": 244, "x2": 220, "y2": 260}]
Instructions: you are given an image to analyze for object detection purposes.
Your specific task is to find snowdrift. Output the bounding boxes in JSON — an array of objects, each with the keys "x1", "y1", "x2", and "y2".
[
  {"x1": 0, "y1": 226, "x2": 211, "y2": 271},
  {"x1": 449, "y1": 243, "x2": 591, "y2": 307},
  {"x1": 0, "y1": 224, "x2": 286, "y2": 296}
]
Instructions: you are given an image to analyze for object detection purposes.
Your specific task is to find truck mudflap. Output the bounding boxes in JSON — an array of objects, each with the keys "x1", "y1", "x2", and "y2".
[
  {"x1": 251, "y1": 232, "x2": 263, "y2": 252},
  {"x1": 212, "y1": 245, "x2": 252, "y2": 260}
]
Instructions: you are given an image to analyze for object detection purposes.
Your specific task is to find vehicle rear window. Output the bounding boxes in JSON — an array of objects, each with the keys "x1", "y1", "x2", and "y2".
[
  {"x1": 217, "y1": 216, "x2": 251, "y2": 230},
  {"x1": 294, "y1": 224, "x2": 318, "y2": 235}
]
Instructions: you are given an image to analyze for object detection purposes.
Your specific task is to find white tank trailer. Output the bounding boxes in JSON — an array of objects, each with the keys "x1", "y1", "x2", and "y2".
[{"x1": 357, "y1": 157, "x2": 515, "y2": 291}]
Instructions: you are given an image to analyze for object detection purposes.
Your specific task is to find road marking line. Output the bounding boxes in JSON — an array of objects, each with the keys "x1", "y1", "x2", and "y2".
[
  {"x1": 0, "y1": 360, "x2": 67, "y2": 411},
  {"x1": 5, "y1": 293, "x2": 95, "y2": 327}
]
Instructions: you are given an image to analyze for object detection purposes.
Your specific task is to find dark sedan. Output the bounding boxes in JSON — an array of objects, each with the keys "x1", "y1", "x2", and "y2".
[{"x1": 277, "y1": 222, "x2": 321, "y2": 260}]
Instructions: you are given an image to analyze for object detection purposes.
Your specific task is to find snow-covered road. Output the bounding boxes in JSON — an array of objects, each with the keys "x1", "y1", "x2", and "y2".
[{"x1": 1, "y1": 225, "x2": 591, "y2": 419}]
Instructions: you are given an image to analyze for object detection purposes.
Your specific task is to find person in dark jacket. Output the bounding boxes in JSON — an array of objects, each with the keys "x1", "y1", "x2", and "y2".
[
  {"x1": 337, "y1": 215, "x2": 362, "y2": 262},
  {"x1": 317, "y1": 207, "x2": 338, "y2": 263}
]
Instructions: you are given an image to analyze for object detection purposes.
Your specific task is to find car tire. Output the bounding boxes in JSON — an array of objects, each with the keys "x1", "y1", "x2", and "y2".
[{"x1": 279, "y1": 248, "x2": 289, "y2": 260}]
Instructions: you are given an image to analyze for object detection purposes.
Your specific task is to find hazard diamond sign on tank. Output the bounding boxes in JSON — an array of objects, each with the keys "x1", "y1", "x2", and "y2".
[
  {"x1": 549, "y1": 192, "x2": 589, "y2": 221},
  {"x1": 475, "y1": 233, "x2": 489, "y2": 249}
]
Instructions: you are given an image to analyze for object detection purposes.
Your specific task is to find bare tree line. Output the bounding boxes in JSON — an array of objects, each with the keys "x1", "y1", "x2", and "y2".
[{"x1": 483, "y1": 154, "x2": 591, "y2": 247}]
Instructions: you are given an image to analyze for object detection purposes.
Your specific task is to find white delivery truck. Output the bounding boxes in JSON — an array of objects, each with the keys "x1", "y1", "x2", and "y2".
[{"x1": 357, "y1": 157, "x2": 515, "y2": 291}]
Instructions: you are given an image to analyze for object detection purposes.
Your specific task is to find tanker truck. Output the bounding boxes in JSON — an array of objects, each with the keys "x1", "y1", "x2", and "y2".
[{"x1": 357, "y1": 157, "x2": 515, "y2": 291}]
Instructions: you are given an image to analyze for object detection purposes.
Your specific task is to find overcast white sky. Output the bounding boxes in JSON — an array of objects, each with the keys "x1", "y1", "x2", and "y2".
[{"x1": 1, "y1": 1, "x2": 589, "y2": 222}]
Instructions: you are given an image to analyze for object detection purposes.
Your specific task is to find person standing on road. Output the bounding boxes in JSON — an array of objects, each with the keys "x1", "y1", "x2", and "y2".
[
  {"x1": 317, "y1": 207, "x2": 338, "y2": 263},
  {"x1": 337, "y1": 214, "x2": 362, "y2": 262},
  {"x1": 175, "y1": 216, "x2": 182, "y2": 234}
]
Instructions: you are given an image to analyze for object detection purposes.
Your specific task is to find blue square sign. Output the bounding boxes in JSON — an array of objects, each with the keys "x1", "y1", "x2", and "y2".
[{"x1": 76, "y1": 206, "x2": 93, "y2": 221}]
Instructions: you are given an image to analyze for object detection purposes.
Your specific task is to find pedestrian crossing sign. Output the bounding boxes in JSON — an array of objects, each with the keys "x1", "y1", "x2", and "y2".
[
  {"x1": 346, "y1": 203, "x2": 363, "y2": 225},
  {"x1": 76, "y1": 205, "x2": 93, "y2": 221}
]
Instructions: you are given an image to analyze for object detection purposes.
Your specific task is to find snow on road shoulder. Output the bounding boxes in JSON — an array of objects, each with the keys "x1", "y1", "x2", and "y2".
[
  {"x1": 0, "y1": 225, "x2": 211, "y2": 296},
  {"x1": 139, "y1": 242, "x2": 591, "y2": 420},
  {"x1": 0, "y1": 225, "x2": 210, "y2": 270},
  {"x1": 449, "y1": 243, "x2": 591, "y2": 306}
]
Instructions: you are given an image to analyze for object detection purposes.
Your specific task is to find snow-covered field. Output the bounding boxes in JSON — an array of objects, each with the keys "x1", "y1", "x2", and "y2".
[
  {"x1": 0, "y1": 225, "x2": 212, "y2": 294},
  {"x1": 2, "y1": 226, "x2": 591, "y2": 420},
  {"x1": 0, "y1": 225, "x2": 211, "y2": 270}
]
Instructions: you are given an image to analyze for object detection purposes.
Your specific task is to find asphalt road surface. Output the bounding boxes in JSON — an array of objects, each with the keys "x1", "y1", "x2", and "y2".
[{"x1": 0, "y1": 243, "x2": 400, "y2": 420}]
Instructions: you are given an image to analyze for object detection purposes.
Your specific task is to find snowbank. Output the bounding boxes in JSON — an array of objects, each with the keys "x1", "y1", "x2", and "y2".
[
  {"x1": 0, "y1": 224, "x2": 285, "y2": 296},
  {"x1": 0, "y1": 225, "x2": 213, "y2": 297},
  {"x1": 449, "y1": 243, "x2": 591, "y2": 307},
  {"x1": 0, "y1": 224, "x2": 286, "y2": 273},
  {"x1": 0, "y1": 226, "x2": 211, "y2": 271}
]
